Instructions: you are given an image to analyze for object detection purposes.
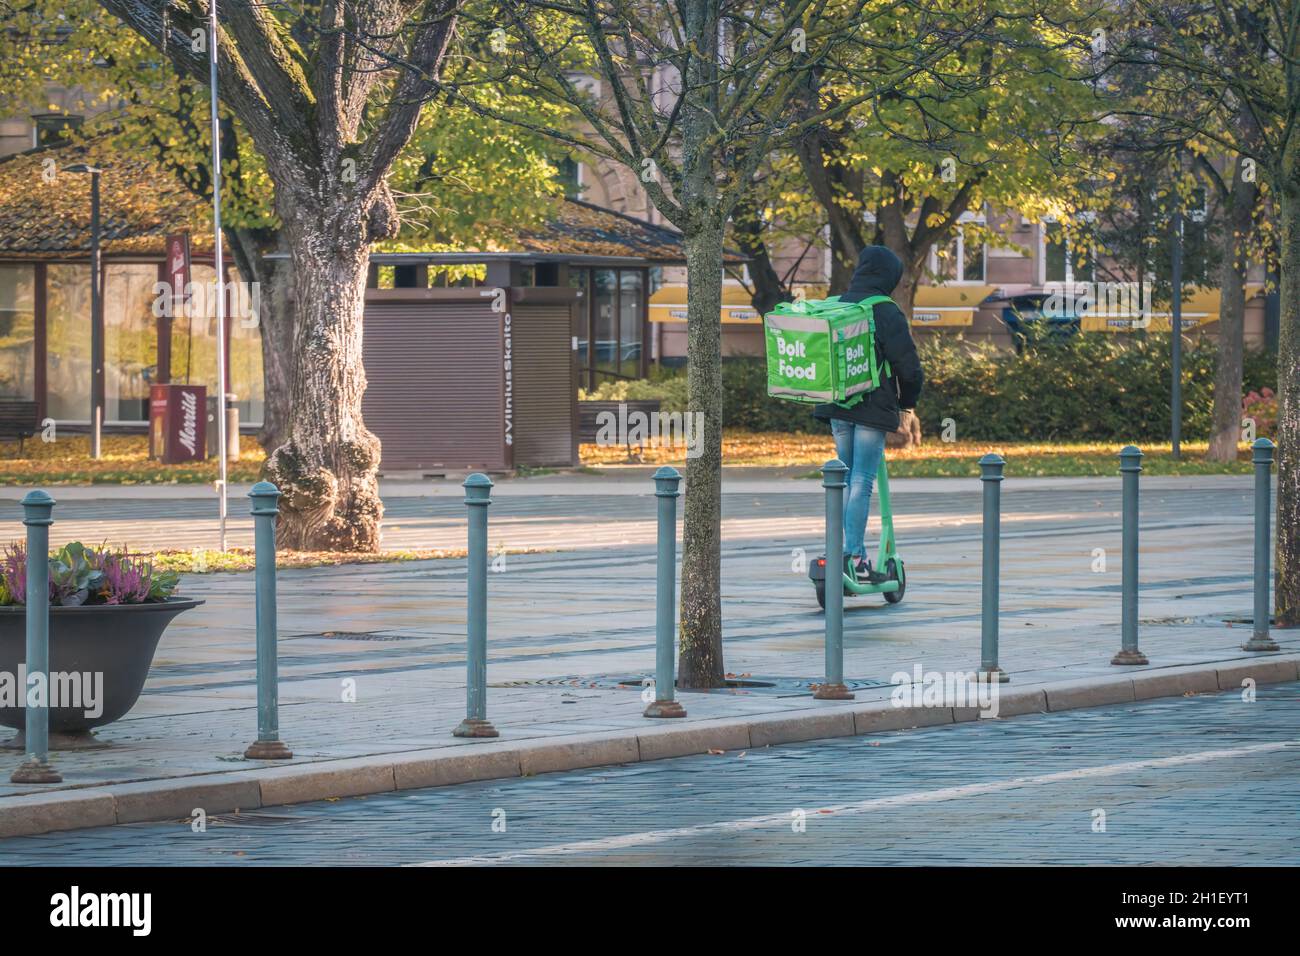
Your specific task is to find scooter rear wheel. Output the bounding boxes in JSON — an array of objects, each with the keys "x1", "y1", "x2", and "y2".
[
  {"x1": 814, "y1": 580, "x2": 826, "y2": 610},
  {"x1": 883, "y1": 558, "x2": 905, "y2": 604}
]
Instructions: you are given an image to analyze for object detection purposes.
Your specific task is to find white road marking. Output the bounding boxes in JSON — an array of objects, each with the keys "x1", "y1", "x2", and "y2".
[{"x1": 409, "y1": 740, "x2": 1297, "y2": 866}]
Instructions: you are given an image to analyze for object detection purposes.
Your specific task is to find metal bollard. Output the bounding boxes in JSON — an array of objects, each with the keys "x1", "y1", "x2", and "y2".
[
  {"x1": 1112, "y1": 446, "x2": 1149, "y2": 664},
  {"x1": 244, "y1": 482, "x2": 293, "y2": 759},
  {"x1": 1243, "y1": 439, "x2": 1279, "y2": 652},
  {"x1": 454, "y1": 473, "x2": 499, "y2": 737},
  {"x1": 11, "y1": 490, "x2": 61, "y2": 783},
  {"x1": 644, "y1": 467, "x2": 686, "y2": 718},
  {"x1": 815, "y1": 458, "x2": 854, "y2": 700},
  {"x1": 978, "y1": 454, "x2": 1009, "y2": 682}
]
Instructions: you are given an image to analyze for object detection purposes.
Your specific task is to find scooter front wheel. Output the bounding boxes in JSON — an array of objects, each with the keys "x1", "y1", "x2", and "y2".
[{"x1": 883, "y1": 558, "x2": 906, "y2": 604}]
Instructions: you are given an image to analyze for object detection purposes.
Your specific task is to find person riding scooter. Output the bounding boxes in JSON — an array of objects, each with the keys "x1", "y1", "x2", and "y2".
[{"x1": 813, "y1": 246, "x2": 924, "y2": 584}]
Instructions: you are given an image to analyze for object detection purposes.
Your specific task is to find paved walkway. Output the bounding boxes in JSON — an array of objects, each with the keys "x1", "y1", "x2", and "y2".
[
  {"x1": 0, "y1": 474, "x2": 1294, "y2": 821},
  {"x1": 3, "y1": 684, "x2": 1293, "y2": 865}
]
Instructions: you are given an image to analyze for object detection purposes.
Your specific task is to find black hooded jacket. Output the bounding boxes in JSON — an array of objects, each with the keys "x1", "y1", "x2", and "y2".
[{"x1": 813, "y1": 245, "x2": 923, "y2": 432}]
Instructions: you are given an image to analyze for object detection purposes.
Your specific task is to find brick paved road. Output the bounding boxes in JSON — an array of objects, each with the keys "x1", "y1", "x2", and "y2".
[{"x1": 2, "y1": 684, "x2": 1295, "y2": 865}]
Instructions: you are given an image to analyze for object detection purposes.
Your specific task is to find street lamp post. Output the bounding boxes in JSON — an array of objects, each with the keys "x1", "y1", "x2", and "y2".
[
  {"x1": 208, "y1": 0, "x2": 229, "y2": 551},
  {"x1": 64, "y1": 164, "x2": 104, "y2": 460},
  {"x1": 1170, "y1": 207, "x2": 1183, "y2": 461}
]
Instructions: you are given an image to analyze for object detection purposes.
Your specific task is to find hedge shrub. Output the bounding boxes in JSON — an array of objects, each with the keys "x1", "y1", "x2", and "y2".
[{"x1": 597, "y1": 336, "x2": 1278, "y2": 441}]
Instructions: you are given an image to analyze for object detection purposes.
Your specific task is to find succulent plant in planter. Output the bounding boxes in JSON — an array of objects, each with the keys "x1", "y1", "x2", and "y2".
[
  {"x1": 0, "y1": 542, "x2": 202, "y2": 748},
  {"x1": 1, "y1": 541, "x2": 182, "y2": 608}
]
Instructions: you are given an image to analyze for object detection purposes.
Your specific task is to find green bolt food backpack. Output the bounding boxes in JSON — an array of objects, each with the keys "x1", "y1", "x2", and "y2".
[{"x1": 763, "y1": 294, "x2": 893, "y2": 407}]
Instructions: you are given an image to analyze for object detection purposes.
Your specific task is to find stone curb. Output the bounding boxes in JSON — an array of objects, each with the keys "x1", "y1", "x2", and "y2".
[{"x1": 2, "y1": 655, "x2": 1297, "y2": 839}]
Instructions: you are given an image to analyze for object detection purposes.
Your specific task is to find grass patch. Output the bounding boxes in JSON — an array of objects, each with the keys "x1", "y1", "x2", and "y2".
[
  {"x1": 582, "y1": 432, "x2": 1255, "y2": 477},
  {"x1": 144, "y1": 546, "x2": 550, "y2": 574},
  {"x1": 0, "y1": 435, "x2": 266, "y2": 485}
]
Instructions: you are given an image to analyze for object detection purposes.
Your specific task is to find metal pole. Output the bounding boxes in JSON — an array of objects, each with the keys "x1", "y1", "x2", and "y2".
[
  {"x1": 979, "y1": 454, "x2": 1009, "y2": 682},
  {"x1": 454, "y1": 473, "x2": 499, "y2": 737},
  {"x1": 244, "y1": 482, "x2": 292, "y2": 758},
  {"x1": 11, "y1": 491, "x2": 61, "y2": 783},
  {"x1": 209, "y1": 0, "x2": 229, "y2": 552},
  {"x1": 1170, "y1": 209, "x2": 1183, "y2": 460},
  {"x1": 815, "y1": 458, "x2": 854, "y2": 700},
  {"x1": 90, "y1": 170, "x2": 102, "y2": 461},
  {"x1": 1244, "y1": 439, "x2": 1279, "y2": 651},
  {"x1": 1112, "y1": 446, "x2": 1149, "y2": 664},
  {"x1": 645, "y1": 466, "x2": 686, "y2": 717}
]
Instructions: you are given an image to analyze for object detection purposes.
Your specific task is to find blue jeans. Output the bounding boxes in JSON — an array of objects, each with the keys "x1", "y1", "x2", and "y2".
[{"x1": 830, "y1": 419, "x2": 887, "y2": 560}]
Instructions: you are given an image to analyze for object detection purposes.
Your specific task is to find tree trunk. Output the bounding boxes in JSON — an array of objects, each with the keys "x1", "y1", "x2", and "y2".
[
  {"x1": 1274, "y1": 187, "x2": 1300, "y2": 626},
  {"x1": 1207, "y1": 162, "x2": 1257, "y2": 461},
  {"x1": 891, "y1": 262, "x2": 921, "y2": 320},
  {"x1": 677, "y1": 221, "x2": 726, "y2": 688},
  {"x1": 730, "y1": 196, "x2": 789, "y2": 315},
  {"x1": 264, "y1": 205, "x2": 384, "y2": 552}
]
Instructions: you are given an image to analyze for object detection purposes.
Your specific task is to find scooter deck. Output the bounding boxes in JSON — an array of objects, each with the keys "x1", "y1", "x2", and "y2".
[{"x1": 810, "y1": 456, "x2": 905, "y2": 602}]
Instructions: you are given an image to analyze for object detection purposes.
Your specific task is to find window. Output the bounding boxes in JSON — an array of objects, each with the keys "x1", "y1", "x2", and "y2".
[
  {"x1": 103, "y1": 264, "x2": 159, "y2": 422},
  {"x1": 618, "y1": 270, "x2": 643, "y2": 373},
  {"x1": 229, "y1": 289, "x2": 264, "y2": 427},
  {"x1": 32, "y1": 113, "x2": 82, "y2": 149},
  {"x1": 1042, "y1": 222, "x2": 1093, "y2": 284},
  {"x1": 575, "y1": 267, "x2": 646, "y2": 388},
  {"x1": 45, "y1": 264, "x2": 92, "y2": 420},
  {"x1": 592, "y1": 269, "x2": 617, "y2": 379},
  {"x1": 929, "y1": 220, "x2": 986, "y2": 283},
  {"x1": 0, "y1": 265, "x2": 36, "y2": 401},
  {"x1": 554, "y1": 157, "x2": 581, "y2": 198}
]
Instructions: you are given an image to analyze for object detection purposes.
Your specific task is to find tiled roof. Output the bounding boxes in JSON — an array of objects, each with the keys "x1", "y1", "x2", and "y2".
[
  {"x1": 0, "y1": 140, "x2": 212, "y2": 259},
  {"x1": 516, "y1": 198, "x2": 707, "y2": 262},
  {"x1": 0, "y1": 140, "x2": 732, "y2": 264}
]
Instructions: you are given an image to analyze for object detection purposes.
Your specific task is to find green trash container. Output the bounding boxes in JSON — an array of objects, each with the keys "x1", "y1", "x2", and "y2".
[{"x1": 763, "y1": 294, "x2": 892, "y2": 405}]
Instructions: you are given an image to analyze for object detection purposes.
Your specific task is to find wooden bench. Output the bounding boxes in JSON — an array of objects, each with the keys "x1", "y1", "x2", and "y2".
[
  {"x1": 0, "y1": 400, "x2": 41, "y2": 456},
  {"x1": 578, "y1": 399, "x2": 663, "y2": 461}
]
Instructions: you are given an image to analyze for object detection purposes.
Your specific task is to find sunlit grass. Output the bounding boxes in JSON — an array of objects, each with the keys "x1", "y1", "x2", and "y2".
[
  {"x1": 582, "y1": 432, "x2": 1255, "y2": 477},
  {"x1": 0, "y1": 434, "x2": 265, "y2": 485}
]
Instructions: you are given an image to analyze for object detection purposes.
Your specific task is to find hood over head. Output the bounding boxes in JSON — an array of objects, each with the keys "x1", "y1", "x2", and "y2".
[{"x1": 840, "y1": 245, "x2": 904, "y2": 303}]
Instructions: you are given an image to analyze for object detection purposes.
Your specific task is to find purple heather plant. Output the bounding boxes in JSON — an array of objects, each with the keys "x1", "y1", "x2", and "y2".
[
  {"x1": 0, "y1": 542, "x2": 179, "y2": 607},
  {"x1": 97, "y1": 554, "x2": 153, "y2": 605},
  {"x1": 1, "y1": 543, "x2": 28, "y2": 606}
]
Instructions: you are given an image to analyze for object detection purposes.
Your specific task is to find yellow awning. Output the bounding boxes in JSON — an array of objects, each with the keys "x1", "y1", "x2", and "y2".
[
  {"x1": 910, "y1": 284, "x2": 995, "y2": 327},
  {"x1": 648, "y1": 284, "x2": 761, "y2": 324},
  {"x1": 1081, "y1": 287, "x2": 1221, "y2": 332}
]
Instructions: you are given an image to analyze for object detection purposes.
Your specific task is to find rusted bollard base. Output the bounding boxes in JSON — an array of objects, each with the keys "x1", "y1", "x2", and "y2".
[
  {"x1": 974, "y1": 667, "x2": 1010, "y2": 684},
  {"x1": 244, "y1": 739, "x2": 294, "y2": 760},
  {"x1": 643, "y1": 698, "x2": 687, "y2": 719},
  {"x1": 813, "y1": 682, "x2": 855, "y2": 700},
  {"x1": 11, "y1": 759, "x2": 61, "y2": 784},
  {"x1": 1241, "y1": 636, "x2": 1280, "y2": 652},
  {"x1": 1110, "y1": 649, "x2": 1149, "y2": 666},
  {"x1": 453, "y1": 718, "x2": 500, "y2": 739}
]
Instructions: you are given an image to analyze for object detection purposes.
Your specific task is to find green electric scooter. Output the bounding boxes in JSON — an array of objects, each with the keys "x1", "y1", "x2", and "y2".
[{"x1": 808, "y1": 456, "x2": 905, "y2": 610}]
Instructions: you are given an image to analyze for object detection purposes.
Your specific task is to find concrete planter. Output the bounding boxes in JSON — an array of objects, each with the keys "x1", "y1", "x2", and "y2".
[{"x1": 0, "y1": 598, "x2": 202, "y2": 746}]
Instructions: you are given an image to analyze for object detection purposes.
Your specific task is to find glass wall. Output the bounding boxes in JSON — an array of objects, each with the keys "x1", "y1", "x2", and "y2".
[
  {"x1": 592, "y1": 268, "x2": 617, "y2": 379},
  {"x1": 578, "y1": 266, "x2": 646, "y2": 388},
  {"x1": 569, "y1": 268, "x2": 589, "y2": 373},
  {"x1": 618, "y1": 270, "x2": 643, "y2": 372},
  {"x1": 0, "y1": 265, "x2": 35, "y2": 400},
  {"x1": 45, "y1": 264, "x2": 92, "y2": 420},
  {"x1": 44, "y1": 261, "x2": 263, "y2": 426},
  {"x1": 229, "y1": 277, "x2": 264, "y2": 425},
  {"x1": 103, "y1": 264, "x2": 159, "y2": 422}
]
